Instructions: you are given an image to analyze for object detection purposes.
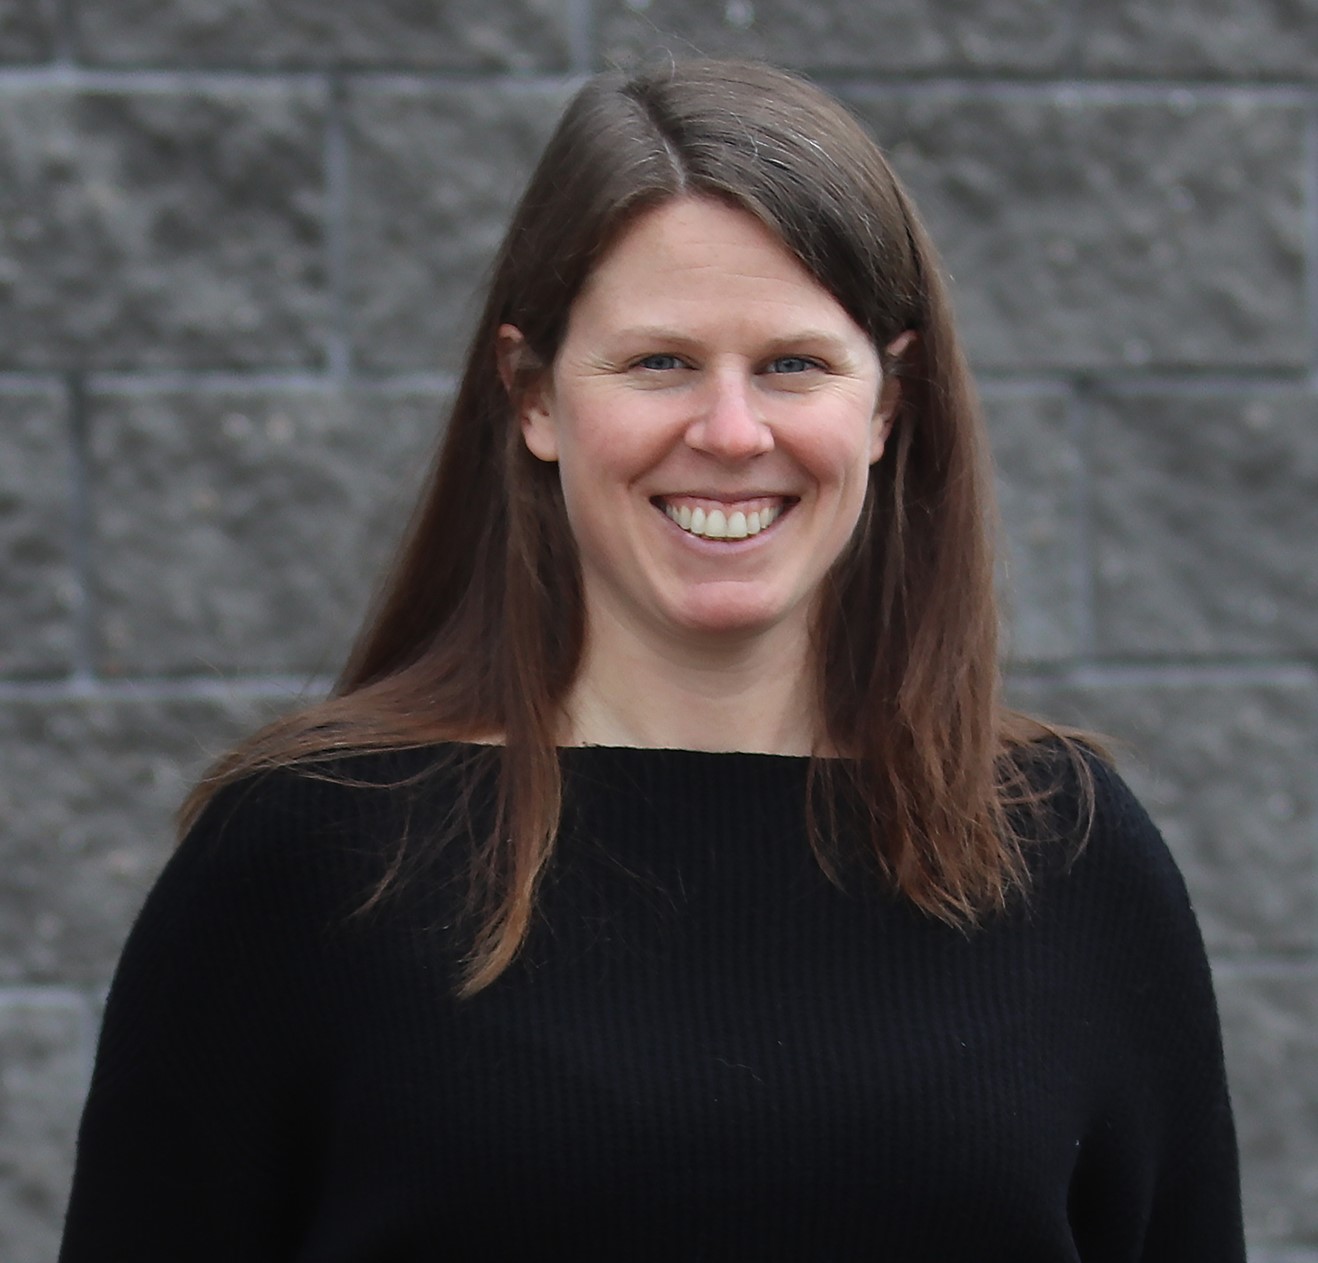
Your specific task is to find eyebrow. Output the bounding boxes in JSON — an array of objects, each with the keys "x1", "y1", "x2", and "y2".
[{"x1": 609, "y1": 325, "x2": 860, "y2": 351}]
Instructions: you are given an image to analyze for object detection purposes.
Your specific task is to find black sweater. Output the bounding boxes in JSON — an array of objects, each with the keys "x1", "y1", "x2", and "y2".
[{"x1": 61, "y1": 744, "x2": 1243, "y2": 1261}]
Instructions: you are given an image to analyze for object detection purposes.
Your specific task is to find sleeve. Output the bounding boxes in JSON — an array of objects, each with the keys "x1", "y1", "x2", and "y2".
[
  {"x1": 1081, "y1": 759, "x2": 1246, "y2": 1262},
  {"x1": 59, "y1": 774, "x2": 342, "y2": 1261}
]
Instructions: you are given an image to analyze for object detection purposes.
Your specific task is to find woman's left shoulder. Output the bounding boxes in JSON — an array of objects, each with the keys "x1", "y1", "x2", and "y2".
[
  {"x1": 1015, "y1": 737, "x2": 1172, "y2": 862},
  {"x1": 1011, "y1": 739, "x2": 1204, "y2": 937}
]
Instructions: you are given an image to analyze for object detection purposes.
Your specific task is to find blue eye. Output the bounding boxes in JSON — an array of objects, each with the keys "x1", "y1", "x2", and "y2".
[
  {"x1": 767, "y1": 356, "x2": 819, "y2": 374},
  {"x1": 635, "y1": 354, "x2": 684, "y2": 371}
]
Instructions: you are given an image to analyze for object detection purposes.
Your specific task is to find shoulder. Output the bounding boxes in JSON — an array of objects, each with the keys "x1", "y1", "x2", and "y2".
[
  {"x1": 1065, "y1": 749, "x2": 1192, "y2": 911},
  {"x1": 143, "y1": 744, "x2": 491, "y2": 940},
  {"x1": 1015, "y1": 741, "x2": 1220, "y2": 1018},
  {"x1": 1004, "y1": 749, "x2": 1243, "y2": 1252},
  {"x1": 1012, "y1": 739, "x2": 1182, "y2": 886},
  {"x1": 102, "y1": 745, "x2": 491, "y2": 1028},
  {"x1": 1006, "y1": 738, "x2": 1212, "y2": 961},
  {"x1": 184, "y1": 743, "x2": 489, "y2": 859}
]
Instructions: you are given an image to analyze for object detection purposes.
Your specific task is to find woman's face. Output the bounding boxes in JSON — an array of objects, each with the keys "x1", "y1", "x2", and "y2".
[{"x1": 504, "y1": 196, "x2": 901, "y2": 657}]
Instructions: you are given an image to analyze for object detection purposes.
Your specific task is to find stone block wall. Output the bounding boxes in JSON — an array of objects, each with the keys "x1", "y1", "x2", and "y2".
[{"x1": 1, "y1": 1, "x2": 1314, "y2": 1257}]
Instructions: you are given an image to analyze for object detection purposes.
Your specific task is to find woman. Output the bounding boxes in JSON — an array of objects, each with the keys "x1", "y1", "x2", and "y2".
[{"x1": 61, "y1": 60, "x2": 1243, "y2": 1260}]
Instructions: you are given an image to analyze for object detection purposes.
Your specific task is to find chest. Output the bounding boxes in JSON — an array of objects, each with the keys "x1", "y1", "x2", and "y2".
[{"x1": 300, "y1": 864, "x2": 1144, "y2": 1260}]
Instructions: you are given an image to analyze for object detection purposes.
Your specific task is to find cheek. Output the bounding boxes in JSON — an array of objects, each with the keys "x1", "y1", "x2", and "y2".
[
  {"x1": 559, "y1": 407, "x2": 670, "y2": 491},
  {"x1": 557, "y1": 434, "x2": 628, "y2": 504},
  {"x1": 794, "y1": 421, "x2": 878, "y2": 495},
  {"x1": 553, "y1": 424, "x2": 651, "y2": 548}
]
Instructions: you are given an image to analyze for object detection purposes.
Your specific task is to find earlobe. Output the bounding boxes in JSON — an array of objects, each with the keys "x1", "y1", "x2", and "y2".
[
  {"x1": 871, "y1": 330, "x2": 917, "y2": 463},
  {"x1": 496, "y1": 323, "x2": 558, "y2": 463},
  {"x1": 522, "y1": 401, "x2": 559, "y2": 463}
]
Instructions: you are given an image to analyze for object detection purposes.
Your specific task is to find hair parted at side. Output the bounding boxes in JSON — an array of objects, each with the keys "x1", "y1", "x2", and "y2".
[{"x1": 182, "y1": 59, "x2": 1097, "y2": 996}]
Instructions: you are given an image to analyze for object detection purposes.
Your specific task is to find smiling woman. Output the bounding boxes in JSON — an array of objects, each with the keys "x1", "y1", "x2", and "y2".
[
  {"x1": 60, "y1": 60, "x2": 1243, "y2": 1262},
  {"x1": 498, "y1": 196, "x2": 902, "y2": 750}
]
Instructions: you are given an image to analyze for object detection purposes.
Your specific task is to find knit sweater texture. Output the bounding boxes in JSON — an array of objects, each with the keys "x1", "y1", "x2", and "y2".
[{"x1": 61, "y1": 743, "x2": 1243, "y2": 1261}]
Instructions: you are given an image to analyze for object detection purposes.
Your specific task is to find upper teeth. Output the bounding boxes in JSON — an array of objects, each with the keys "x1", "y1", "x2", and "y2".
[{"x1": 663, "y1": 503, "x2": 782, "y2": 540}]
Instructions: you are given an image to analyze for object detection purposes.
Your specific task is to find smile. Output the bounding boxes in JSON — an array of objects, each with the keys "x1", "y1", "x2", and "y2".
[{"x1": 654, "y1": 495, "x2": 793, "y2": 541}]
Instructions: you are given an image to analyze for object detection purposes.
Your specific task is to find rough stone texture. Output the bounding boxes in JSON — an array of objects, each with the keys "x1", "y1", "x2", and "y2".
[
  {"x1": 0, "y1": 0, "x2": 55, "y2": 62},
  {"x1": 0, "y1": 998, "x2": 88, "y2": 1263},
  {"x1": 598, "y1": 0, "x2": 1067, "y2": 72},
  {"x1": 1004, "y1": 679, "x2": 1318, "y2": 956},
  {"x1": 76, "y1": 0, "x2": 572, "y2": 70},
  {"x1": 346, "y1": 81, "x2": 575, "y2": 371},
  {"x1": 0, "y1": 694, "x2": 290, "y2": 985},
  {"x1": 0, "y1": 85, "x2": 327, "y2": 370},
  {"x1": 88, "y1": 384, "x2": 444, "y2": 675},
  {"x1": 1081, "y1": 0, "x2": 1318, "y2": 80},
  {"x1": 983, "y1": 388, "x2": 1082, "y2": 664},
  {"x1": 1218, "y1": 968, "x2": 1318, "y2": 1244},
  {"x1": 1090, "y1": 392, "x2": 1318, "y2": 657},
  {"x1": 843, "y1": 94, "x2": 1306, "y2": 372},
  {"x1": 0, "y1": 384, "x2": 76, "y2": 678}
]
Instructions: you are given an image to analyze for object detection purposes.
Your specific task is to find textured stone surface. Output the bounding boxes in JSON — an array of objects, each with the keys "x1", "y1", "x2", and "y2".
[
  {"x1": 88, "y1": 384, "x2": 444, "y2": 675},
  {"x1": 844, "y1": 94, "x2": 1305, "y2": 371},
  {"x1": 0, "y1": 85, "x2": 326, "y2": 369},
  {"x1": 0, "y1": 384, "x2": 76, "y2": 677},
  {"x1": 983, "y1": 388, "x2": 1082, "y2": 663},
  {"x1": 0, "y1": 0, "x2": 55, "y2": 62},
  {"x1": 1090, "y1": 392, "x2": 1318, "y2": 656},
  {"x1": 1218, "y1": 968, "x2": 1318, "y2": 1244},
  {"x1": 76, "y1": 0, "x2": 571, "y2": 69},
  {"x1": 598, "y1": 0, "x2": 1066, "y2": 72},
  {"x1": 346, "y1": 82, "x2": 575, "y2": 371},
  {"x1": 1004, "y1": 679, "x2": 1318, "y2": 955},
  {"x1": 0, "y1": 695, "x2": 289, "y2": 984},
  {"x1": 1082, "y1": 0, "x2": 1318, "y2": 79},
  {"x1": 0, "y1": 998, "x2": 88, "y2": 1263}
]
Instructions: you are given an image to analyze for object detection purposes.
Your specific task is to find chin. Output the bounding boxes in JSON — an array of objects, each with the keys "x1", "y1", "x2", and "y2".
[{"x1": 666, "y1": 594, "x2": 799, "y2": 641}]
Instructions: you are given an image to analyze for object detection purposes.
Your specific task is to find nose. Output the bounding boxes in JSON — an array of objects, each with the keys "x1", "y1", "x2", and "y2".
[{"x1": 685, "y1": 368, "x2": 773, "y2": 460}]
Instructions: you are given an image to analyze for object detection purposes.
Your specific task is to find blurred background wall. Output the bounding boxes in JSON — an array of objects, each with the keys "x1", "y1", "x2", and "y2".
[{"x1": 1, "y1": 0, "x2": 1315, "y2": 1257}]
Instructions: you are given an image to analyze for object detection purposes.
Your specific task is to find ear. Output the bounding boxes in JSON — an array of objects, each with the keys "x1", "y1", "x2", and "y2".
[
  {"x1": 496, "y1": 323, "x2": 558, "y2": 462},
  {"x1": 870, "y1": 330, "x2": 917, "y2": 463}
]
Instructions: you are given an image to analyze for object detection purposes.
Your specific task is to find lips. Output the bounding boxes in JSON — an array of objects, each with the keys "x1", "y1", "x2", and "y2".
[{"x1": 653, "y1": 495, "x2": 794, "y2": 541}]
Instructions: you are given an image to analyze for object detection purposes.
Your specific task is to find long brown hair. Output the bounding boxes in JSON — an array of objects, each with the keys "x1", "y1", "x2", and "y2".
[{"x1": 182, "y1": 60, "x2": 1093, "y2": 995}]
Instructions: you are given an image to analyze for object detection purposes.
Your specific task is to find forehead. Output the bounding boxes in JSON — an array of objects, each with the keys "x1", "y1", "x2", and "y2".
[{"x1": 569, "y1": 196, "x2": 858, "y2": 334}]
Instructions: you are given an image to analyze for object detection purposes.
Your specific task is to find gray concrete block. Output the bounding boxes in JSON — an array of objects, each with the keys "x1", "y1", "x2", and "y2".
[
  {"x1": 347, "y1": 82, "x2": 575, "y2": 371},
  {"x1": 1082, "y1": 0, "x2": 1318, "y2": 80},
  {"x1": 1218, "y1": 967, "x2": 1318, "y2": 1244},
  {"x1": 983, "y1": 388, "x2": 1082, "y2": 664},
  {"x1": 1004, "y1": 679, "x2": 1318, "y2": 956},
  {"x1": 0, "y1": 384, "x2": 76, "y2": 677},
  {"x1": 843, "y1": 94, "x2": 1305, "y2": 372},
  {"x1": 75, "y1": 0, "x2": 571, "y2": 70},
  {"x1": 1090, "y1": 392, "x2": 1318, "y2": 657},
  {"x1": 0, "y1": 694, "x2": 291, "y2": 985},
  {"x1": 88, "y1": 384, "x2": 443, "y2": 675},
  {"x1": 0, "y1": 85, "x2": 327, "y2": 369},
  {"x1": 598, "y1": 0, "x2": 1067, "y2": 73},
  {"x1": 0, "y1": 0, "x2": 55, "y2": 62},
  {"x1": 0, "y1": 997, "x2": 88, "y2": 1263}
]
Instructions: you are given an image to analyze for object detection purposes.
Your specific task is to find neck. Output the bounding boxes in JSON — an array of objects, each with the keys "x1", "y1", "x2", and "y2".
[{"x1": 561, "y1": 606, "x2": 822, "y2": 757}]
